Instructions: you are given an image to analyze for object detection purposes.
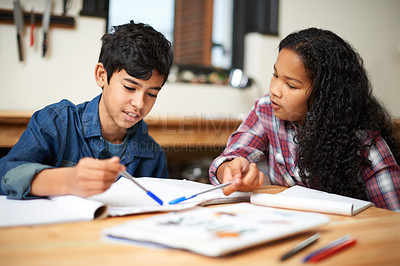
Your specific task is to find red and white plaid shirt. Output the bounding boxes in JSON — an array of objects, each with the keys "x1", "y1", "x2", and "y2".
[{"x1": 209, "y1": 94, "x2": 400, "y2": 211}]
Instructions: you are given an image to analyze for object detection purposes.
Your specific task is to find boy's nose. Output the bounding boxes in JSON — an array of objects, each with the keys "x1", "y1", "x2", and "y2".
[{"x1": 131, "y1": 94, "x2": 145, "y2": 109}]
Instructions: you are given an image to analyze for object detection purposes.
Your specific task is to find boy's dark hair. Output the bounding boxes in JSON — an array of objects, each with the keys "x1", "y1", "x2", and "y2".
[
  {"x1": 98, "y1": 20, "x2": 174, "y2": 85},
  {"x1": 279, "y1": 28, "x2": 400, "y2": 200}
]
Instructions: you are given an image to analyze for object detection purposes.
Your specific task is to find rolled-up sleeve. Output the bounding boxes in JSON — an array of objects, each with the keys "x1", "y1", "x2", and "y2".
[{"x1": 1, "y1": 163, "x2": 54, "y2": 199}]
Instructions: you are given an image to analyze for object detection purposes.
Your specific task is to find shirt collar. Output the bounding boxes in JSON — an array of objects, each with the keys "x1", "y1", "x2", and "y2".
[{"x1": 82, "y1": 94, "x2": 102, "y2": 138}]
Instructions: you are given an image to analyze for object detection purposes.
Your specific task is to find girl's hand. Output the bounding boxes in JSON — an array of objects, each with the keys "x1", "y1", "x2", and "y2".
[
  {"x1": 68, "y1": 156, "x2": 126, "y2": 197},
  {"x1": 216, "y1": 157, "x2": 264, "y2": 196}
]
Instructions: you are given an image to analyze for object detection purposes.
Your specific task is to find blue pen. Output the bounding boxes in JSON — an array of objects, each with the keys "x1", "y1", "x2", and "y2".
[
  {"x1": 302, "y1": 234, "x2": 351, "y2": 262},
  {"x1": 119, "y1": 171, "x2": 163, "y2": 206},
  {"x1": 169, "y1": 182, "x2": 233, "y2": 205}
]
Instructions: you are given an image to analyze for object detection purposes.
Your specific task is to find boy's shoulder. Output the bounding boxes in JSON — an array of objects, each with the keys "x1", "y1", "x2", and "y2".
[
  {"x1": 44, "y1": 98, "x2": 90, "y2": 113},
  {"x1": 30, "y1": 96, "x2": 100, "y2": 130},
  {"x1": 35, "y1": 96, "x2": 99, "y2": 118}
]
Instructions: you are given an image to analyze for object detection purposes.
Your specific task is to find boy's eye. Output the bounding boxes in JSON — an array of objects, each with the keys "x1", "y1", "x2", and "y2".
[
  {"x1": 124, "y1": 85, "x2": 135, "y2": 91},
  {"x1": 272, "y1": 73, "x2": 278, "y2": 78}
]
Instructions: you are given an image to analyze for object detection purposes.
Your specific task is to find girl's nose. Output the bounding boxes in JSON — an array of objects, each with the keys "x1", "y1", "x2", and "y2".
[{"x1": 269, "y1": 79, "x2": 282, "y2": 98}]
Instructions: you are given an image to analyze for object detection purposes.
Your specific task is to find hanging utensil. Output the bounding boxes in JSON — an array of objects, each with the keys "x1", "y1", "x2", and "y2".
[
  {"x1": 42, "y1": 0, "x2": 52, "y2": 57},
  {"x1": 30, "y1": 8, "x2": 35, "y2": 47},
  {"x1": 12, "y1": 0, "x2": 24, "y2": 61}
]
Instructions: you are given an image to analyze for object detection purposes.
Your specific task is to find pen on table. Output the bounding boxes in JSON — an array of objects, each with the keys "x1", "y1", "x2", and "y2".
[
  {"x1": 307, "y1": 236, "x2": 357, "y2": 263},
  {"x1": 303, "y1": 234, "x2": 356, "y2": 263},
  {"x1": 169, "y1": 181, "x2": 233, "y2": 205},
  {"x1": 280, "y1": 233, "x2": 320, "y2": 261},
  {"x1": 119, "y1": 170, "x2": 164, "y2": 206},
  {"x1": 302, "y1": 234, "x2": 351, "y2": 262}
]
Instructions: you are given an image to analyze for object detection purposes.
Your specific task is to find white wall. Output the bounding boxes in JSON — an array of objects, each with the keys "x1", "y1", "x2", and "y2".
[
  {"x1": 0, "y1": 0, "x2": 103, "y2": 112},
  {"x1": 245, "y1": 0, "x2": 400, "y2": 117},
  {"x1": 1, "y1": 0, "x2": 399, "y2": 119}
]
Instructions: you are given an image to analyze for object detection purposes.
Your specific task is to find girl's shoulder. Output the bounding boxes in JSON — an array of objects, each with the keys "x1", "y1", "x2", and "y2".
[{"x1": 358, "y1": 129, "x2": 395, "y2": 159}]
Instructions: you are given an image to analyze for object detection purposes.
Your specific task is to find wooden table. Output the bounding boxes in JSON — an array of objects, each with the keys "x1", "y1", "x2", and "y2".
[{"x1": 0, "y1": 186, "x2": 399, "y2": 266}]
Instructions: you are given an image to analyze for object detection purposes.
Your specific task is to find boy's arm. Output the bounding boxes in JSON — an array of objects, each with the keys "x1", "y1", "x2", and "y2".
[
  {"x1": 0, "y1": 108, "x2": 64, "y2": 198},
  {"x1": 30, "y1": 157, "x2": 125, "y2": 197}
]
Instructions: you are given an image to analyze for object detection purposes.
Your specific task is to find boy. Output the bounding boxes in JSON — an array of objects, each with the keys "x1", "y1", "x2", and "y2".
[{"x1": 0, "y1": 21, "x2": 174, "y2": 199}]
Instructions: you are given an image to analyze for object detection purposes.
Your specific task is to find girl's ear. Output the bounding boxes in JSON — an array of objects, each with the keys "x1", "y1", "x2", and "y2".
[{"x1": 94, "y1": 63, "x2": 107, "y2": 88}]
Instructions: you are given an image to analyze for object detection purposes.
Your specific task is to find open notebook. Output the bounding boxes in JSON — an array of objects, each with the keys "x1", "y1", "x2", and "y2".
[
  {"x1": 251, "y1": 185, "x2": 374, "y2": 216},
  {"x1": 103, "y1": 203, "x2": 330, "y2": 257},
  {"x1": 0, "y1": 177, "x2": 250, "y2": 227}
]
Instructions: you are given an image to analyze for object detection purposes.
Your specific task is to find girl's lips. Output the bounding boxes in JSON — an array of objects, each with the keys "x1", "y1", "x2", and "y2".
[{"x1": 270, "y1": 99, "x2": 282, "y2": 109}]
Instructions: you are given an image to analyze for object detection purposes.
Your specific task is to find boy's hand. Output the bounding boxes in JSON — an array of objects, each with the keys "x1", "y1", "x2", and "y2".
[
  {"x1": 69, "y1": 156, "x2": 126, "y2": 197},
  {"x1": 216, "y1": 157, "x2": 264, "y2": 196}
]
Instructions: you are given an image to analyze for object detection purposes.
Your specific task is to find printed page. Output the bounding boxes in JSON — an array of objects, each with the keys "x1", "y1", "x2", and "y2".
[
  {"x1": 251, "y1": 185, "x2": 373, "y2": 215},
  {"x1": 0, "y1": 195, "x2": 106, "y2": 227},
  {"x1": 90, "y1": 177, "x2": 251, "y2": 216},
  {"x1": 103, "y1": 203, "x2": 330, "y2": 257}
]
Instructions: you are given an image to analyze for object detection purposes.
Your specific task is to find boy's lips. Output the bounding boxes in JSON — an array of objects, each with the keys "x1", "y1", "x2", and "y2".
[{"x1": 123, "y1": 111, "x2": 141, "y2": 121}]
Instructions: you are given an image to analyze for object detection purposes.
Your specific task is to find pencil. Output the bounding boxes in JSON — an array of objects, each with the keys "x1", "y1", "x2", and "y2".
[{"x1": 280, "y1": 233, "x2": 320, "y2": 261}]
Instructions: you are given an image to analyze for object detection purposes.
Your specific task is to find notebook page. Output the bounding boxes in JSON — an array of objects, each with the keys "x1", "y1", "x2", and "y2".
[
  {"x1": 90, "y1": 177, "x2": 250, "y2": 216},
  {"x1": 0, "y1": 195, "x2": 105, "y2": 227}
]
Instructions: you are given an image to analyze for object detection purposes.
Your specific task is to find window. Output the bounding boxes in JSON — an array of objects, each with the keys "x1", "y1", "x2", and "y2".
[
  {"x1": 107, "y1": 0, "x2": 278, "y2": 71},
  {"x1": 107, "y1": 0, "x2": 232, "y2": 69}
]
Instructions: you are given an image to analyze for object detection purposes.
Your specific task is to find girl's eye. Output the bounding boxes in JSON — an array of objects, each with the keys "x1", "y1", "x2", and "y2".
[
  {"x1": 147, "y1": 92, "x2": 158, "y2": 98},
  {"x1": 287, "y1": 84, "x2": 297, "y2": 89},
  {"x1": 272, "y1": 73, "x2": 278, "y2": 78}
]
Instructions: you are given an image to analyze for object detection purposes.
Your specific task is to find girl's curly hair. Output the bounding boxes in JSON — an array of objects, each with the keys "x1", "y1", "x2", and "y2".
[{"x1": 279, "y1": 28, "x2": 400, "y2": 199}]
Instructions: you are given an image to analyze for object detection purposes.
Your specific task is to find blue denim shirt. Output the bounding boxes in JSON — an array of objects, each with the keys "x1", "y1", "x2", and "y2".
[{"x1": 0, "y1": 94, "x2": 168, "y2": 199}]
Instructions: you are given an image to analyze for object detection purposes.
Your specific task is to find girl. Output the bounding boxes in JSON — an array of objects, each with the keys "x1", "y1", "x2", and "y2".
[{"x1": 209, "y1": 28, "x2": 400, "y2": 211}]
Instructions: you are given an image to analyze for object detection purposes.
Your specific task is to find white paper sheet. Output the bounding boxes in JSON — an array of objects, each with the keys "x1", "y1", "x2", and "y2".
[
  {"x1": 251, "y1": 185, "x2": 373, "y2": 216},
  {"x1": 0, "y1": 195, "x2": 105, "y2": 227},
  {"x1": 90, "y1": 177, "x2": 251, "y2": 216},
  {"x1": 0, "y1": 178, "x2": 251, "y2": 227}
]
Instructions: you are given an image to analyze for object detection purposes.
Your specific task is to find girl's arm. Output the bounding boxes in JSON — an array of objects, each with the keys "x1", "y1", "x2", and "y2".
[{"x1": 217, "y1": 157, "x2": 264, "y2": 195}]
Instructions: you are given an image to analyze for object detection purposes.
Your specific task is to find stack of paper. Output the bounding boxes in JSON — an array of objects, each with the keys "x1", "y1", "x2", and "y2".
[{"x1": 103, "y1": 203, "x2": 330, "y2": 257}]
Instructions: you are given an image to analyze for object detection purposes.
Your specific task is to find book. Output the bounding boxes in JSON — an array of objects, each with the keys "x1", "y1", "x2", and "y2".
[
  {"x1": 251, "y1": 185, "x2": 374, "y2": 216},
  {"x1": 102, "y1": 203, "x2": 330, "y2": 257},
  {"x1": 0, "y1": 177, "x2": 250, "y2": 227}
]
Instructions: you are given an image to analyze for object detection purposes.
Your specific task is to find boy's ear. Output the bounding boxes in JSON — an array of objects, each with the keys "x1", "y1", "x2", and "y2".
[{"x1": 94, "y1": 63, "x2": 107, "y2": 88}]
